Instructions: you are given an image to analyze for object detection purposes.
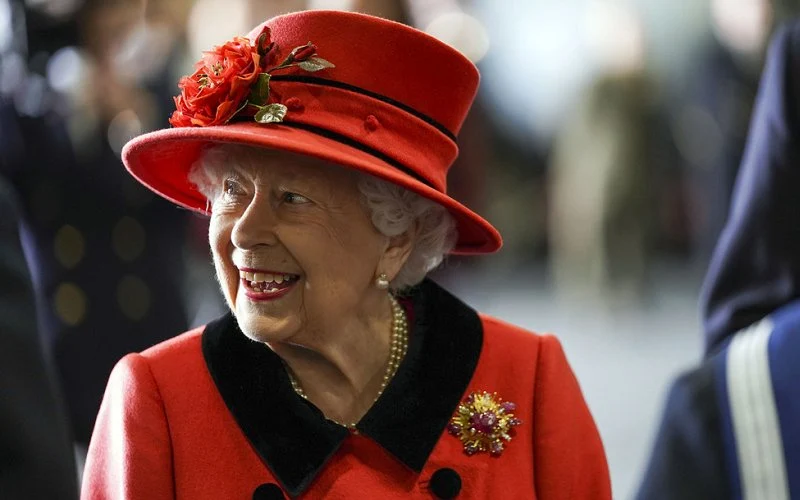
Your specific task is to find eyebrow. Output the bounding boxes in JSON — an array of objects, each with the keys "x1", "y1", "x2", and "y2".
[
  {"x1": 218, "y1": 154, "x2": 332, "y2": 189},
  {"x1": 225, "y1": 170, "x2": 247, "y2": 182}
]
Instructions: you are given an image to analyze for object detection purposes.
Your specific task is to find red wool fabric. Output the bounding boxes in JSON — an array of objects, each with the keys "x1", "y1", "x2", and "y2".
[{"x1": 81, "y1": 317, "x2": 611, "y2": 499}]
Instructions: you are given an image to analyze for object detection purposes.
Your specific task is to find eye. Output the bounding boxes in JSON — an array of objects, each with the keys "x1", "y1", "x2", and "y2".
[
  {"x1": 282, "y1": 192, "x2": 310, "y2": 204},
  {"x1": 222, "y1": 178, "x2": 245, "y2": 198}
]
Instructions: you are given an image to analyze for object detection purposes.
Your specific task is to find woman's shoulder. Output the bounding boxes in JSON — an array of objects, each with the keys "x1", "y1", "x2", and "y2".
[
  {"x1": 139, "y1": 324, "x2": 207, "y2": 361},
  {"x1": 478, "y1": 313, "x2": 551, "y2": 345},
  {"x1": 477, "y1": 313, "x2": 566, "y2": 363},
  {"x1": 106, "y1": 323, "x2": 216, "y2": 403},
  {"x1": 109, "y1": 324, "x2": 209, "y2": 386}
]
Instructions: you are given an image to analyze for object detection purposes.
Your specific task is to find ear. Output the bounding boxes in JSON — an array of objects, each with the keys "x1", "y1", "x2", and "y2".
[{"x1": 378, "y1": 223, "x2": 418, "y2": 282}]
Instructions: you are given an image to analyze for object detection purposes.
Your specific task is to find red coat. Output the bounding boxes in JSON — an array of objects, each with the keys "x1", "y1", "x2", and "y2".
[{"x1": 82, "y1": 281, "x2": 610, "y2": 499}]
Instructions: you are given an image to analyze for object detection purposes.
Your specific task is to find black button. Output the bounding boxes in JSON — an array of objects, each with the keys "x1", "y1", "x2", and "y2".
[
  {"x1": 253, "y1": 483, "x2": 285, "y2": 500},
  {"x1": 429, "y1": 468, "x2": 462, "y2": 499}
]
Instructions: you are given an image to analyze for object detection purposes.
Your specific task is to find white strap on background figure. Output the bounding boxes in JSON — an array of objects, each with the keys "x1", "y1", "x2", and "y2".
[{"x1": 727, "y1": 317, "x2": 789, "y2": 500}]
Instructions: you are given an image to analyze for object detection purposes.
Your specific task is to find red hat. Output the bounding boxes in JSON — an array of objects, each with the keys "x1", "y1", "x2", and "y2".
[{"x1": 122, "y1": 10, "x2": 502, "y2": 254}]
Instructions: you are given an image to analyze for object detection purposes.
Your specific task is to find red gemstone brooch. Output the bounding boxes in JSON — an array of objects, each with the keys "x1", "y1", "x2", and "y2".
[{"x1": 447, "y1": 391, "x2": 522, "y2": 456}]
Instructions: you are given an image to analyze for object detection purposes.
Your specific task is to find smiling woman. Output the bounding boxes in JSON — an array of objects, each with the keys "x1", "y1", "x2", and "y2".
[{"x1": 80, "y1": 10, "x2": 611, "y2": 500}]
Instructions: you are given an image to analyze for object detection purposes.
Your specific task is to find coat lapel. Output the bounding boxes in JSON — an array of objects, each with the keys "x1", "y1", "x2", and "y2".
[{"x1": 202, "y1": 279, "x2": 483, "y2": 496}]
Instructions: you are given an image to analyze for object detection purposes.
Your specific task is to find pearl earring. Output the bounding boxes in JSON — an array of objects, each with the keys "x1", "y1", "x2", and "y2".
[{"x1": 375, "y1": 273, "x2": 390, "y2": 290}]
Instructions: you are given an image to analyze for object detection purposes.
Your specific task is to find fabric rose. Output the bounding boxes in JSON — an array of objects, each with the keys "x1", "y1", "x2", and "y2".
[
  {"x1": 168, "y1": 25, "x2": 333, "y2": 128},
  {"x1": 289, "y1": 43, "x2": 317, "y2": 63},
  {"x1": 169, "y1": 28, "x2": 271, "y2": 127}
]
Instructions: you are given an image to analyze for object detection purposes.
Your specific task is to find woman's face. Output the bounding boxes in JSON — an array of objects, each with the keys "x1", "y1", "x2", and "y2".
[{"x1": 208, "y1": 150, "x2": 405, "y2": 344}]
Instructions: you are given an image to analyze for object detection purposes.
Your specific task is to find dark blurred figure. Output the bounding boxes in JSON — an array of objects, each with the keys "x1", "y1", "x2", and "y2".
[
  {"x1": 0, "y1": 177, "x2": 78, "y2": 499},
  {"x1": 676, "y1": 0, "x2": 772, "y2": 264},
  {"x1": 1, "y1": 0, "x2": 193, "y2": 450},
  {"x1": 638, "y1": 20, "x2": 800, "y2": 499}
]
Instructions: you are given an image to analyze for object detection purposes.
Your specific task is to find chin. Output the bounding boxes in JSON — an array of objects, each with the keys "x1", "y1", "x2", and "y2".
[
  {"x1": 238, "y1": 325, "x2": 271, "y2": 343},
  {"x1": 233, "y1": 309, "x2": 294, "y2": 344}
]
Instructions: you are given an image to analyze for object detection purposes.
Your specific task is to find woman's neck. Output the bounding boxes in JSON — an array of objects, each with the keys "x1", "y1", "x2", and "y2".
[{"x1": 268, "y1": 294, "x2": 395, "y2": 426}]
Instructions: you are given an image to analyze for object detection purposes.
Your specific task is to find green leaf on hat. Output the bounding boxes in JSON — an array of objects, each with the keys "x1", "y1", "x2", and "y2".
[
  {"x1": 297, "y1": 56, "x2": 335, "y2": 72},
  {"x1": 254, "y1": 103, "x2": 288, "y2": 123},
  {"x1": 226, "y1": 99, "x2": 251, "y2": 124},
  {"x1": 247, "y1": 73, "x2": 271, "y2": 107}
]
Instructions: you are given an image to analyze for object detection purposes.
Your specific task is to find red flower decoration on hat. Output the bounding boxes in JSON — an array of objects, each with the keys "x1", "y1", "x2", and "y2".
[{"x1": 169, "y1": 26, "x2": 334, "y2": 128}]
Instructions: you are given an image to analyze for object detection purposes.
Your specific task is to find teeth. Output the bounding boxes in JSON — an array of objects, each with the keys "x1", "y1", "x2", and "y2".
[{"x1": 239, "y1": 270, "x2": 296, "y2": 285}]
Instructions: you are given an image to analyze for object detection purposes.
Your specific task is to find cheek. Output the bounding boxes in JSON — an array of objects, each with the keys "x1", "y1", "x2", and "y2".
[
  {"x1": 208, "y1": 215, "x2": 227, "y2": 255},
  {"x1": 310, "y1": 221, "x2": 384, "y2": 285},
  {"x1": 209, "y1": 216, "x2": 237, "y2": 296}
]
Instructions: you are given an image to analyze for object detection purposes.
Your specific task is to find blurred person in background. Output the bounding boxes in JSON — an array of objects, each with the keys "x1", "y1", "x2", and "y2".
[
  {"x1": 637, "y1": 20, "x2": 800, "y2": 499},
  {"x1": 81, "y1": 10, "x2": 611, "y2": 499},
  {"x1": 548, "y1": 5, "x2": 662, "y2": 304},
  {"x1": 0, "y1": 177, "x2": 78, "y2": 499},
  {"x1": 677, "y1": 0, "x2": 772, "y2": 264},
  {"x1": 0, "y1": 0, "x2": 195, "y2": 453}
]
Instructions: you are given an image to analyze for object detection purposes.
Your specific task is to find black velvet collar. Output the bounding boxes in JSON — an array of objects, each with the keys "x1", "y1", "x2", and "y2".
[{"x1": 201, "y1": 279, "x2": 483, "y2": 497}]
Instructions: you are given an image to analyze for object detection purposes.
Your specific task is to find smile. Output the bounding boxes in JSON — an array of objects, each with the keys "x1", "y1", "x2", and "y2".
[{"x1": 238, "y1": 269, "x2": 300, "y2": 301}]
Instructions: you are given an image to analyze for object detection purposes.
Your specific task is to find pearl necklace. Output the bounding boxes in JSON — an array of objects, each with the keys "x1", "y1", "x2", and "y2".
[{"x1": 288, "y1": 295, "x2": 409, "y2": 429}]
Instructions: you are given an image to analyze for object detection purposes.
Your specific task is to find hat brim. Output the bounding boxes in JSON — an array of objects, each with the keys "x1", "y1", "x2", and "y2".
[{"x1": 122, "y1": 122, "x2": 502, "y2": 254}]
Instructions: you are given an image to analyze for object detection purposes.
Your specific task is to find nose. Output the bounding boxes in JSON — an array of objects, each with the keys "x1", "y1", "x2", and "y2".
[{"x1": 230, "y1": 192, "x2": 279, "y2": 249}]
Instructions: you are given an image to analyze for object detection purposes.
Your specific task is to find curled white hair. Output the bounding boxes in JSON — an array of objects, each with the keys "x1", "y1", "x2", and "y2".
[
  {"x1": 188, "y1": 145, "x2": 457, "y2": 290},
  {"x1": 357, "y1": 174, "x2": 457, "y2": 289}
]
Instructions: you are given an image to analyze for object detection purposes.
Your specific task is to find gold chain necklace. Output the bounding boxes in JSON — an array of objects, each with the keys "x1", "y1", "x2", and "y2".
[{"x1": 288, "y1": 295, "x2": 409, "y2": 429}]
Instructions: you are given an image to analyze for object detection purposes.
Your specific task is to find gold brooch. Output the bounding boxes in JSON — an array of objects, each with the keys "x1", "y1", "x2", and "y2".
[{"x1": 447, "y1": 391, "x2": 522, "y2": 456}]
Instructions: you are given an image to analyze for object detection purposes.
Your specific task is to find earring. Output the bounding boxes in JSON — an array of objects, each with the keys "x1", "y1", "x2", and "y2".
[{"x1": 375, "y1": 273, "x2": 390, "y2": 290}]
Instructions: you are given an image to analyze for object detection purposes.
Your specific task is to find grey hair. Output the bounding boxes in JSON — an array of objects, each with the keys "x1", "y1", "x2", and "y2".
[{"x1": 188, "y1": 144, "x2": 457, "y2": 290}]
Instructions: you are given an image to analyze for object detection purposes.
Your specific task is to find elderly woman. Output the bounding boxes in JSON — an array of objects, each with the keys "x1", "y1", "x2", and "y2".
[{"x1": 82, "y1": 10, "x2": 611, "y2": 500}]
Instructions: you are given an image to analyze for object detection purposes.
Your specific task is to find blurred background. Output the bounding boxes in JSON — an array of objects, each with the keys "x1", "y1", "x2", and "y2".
[{"x1": 1, "y1": 0, "x2": 795, "y2": 497}]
